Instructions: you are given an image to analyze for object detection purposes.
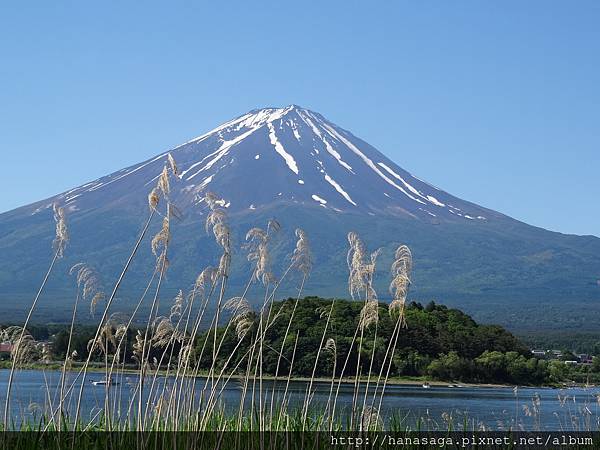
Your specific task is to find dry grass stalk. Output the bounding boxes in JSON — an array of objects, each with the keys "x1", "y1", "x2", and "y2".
[
  {"x1": 360, "y1": 406, "x2": 383, "y2": 431},
  {"x1": 4, "y1": 203, "x2": 68, "y2": 427},
  {"x1": 302, "y1": 298, "x2": 336, "y2": 427},
  {"x1": 70, "y1": 158, "x2": 173, "y2": 429},
  {"x1": 374, "y1": 244, "x2": 413, "y2": 416},
  {"x1": 339, "y1": 232, "x2": 382, "y2": 428},
  {"x1": 151, "y1": 206, "x2": 171, "y2": 259},
  {"x1": 323, "y1": 338, "x2": 337, "y2": 428}
]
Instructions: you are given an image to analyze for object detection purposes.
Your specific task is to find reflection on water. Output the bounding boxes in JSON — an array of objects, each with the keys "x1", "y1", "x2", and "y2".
[{"x1": 1, "y1": 369, "x2": 598, "y2": 430}]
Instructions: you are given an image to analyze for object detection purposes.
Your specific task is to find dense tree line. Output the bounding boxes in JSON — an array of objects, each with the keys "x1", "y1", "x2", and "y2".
[
  {"x1": 3, "y1": 298, "x2": 598, "y2": 385},
  {"x1": 193, "y1": 297, "x2": 546, "y2": 384}
]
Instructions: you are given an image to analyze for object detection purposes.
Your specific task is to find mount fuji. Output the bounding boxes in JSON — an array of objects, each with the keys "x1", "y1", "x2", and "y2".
[{"x1": 1, "y1": 105, "x2": 599, "y2": 330}]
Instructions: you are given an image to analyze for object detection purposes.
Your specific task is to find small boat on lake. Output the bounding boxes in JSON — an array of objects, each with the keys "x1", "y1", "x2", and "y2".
[
  {"x1": 422, "y1": 382, "x2": 431, "y2": 389},
  {"x1": 91, "y1": 379, "x2": 119, "y2": 386}
]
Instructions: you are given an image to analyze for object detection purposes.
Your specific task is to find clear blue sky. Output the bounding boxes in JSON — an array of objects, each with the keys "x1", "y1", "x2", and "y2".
[{"x1": 1, "y1": 2, "x2": 598, "y2": 236}]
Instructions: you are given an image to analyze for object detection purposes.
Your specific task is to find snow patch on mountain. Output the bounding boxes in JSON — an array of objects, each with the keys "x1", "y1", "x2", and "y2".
[
  {"x1": 324, "y1": 173, "x2": 356, "y2": 206},
  {"x1": 267, "y1": 122, "x2": 299, "y2": 175},
  {"x1": 312, "y1": 194, "x2": 327, "y2": 204},
  {"x1": 298, "y1": 111, "x2": 354, "y2": 173},
  {"x1": 377, "y1": 162, "x2": 445, "y2": 208}
]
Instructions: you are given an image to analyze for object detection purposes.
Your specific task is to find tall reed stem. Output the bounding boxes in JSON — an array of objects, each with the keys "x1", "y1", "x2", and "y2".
[
  {"x1": 4, "y1": 250, "x2": 59, "y2": 428},
  {"x1": 74, "y1": 209, "x2": 155, "y2": 427}
]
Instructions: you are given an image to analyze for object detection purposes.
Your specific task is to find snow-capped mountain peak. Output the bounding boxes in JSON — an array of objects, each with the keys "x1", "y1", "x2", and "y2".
[{"x1": 41, "y1": 105, "x2": 492, "y2": 222}]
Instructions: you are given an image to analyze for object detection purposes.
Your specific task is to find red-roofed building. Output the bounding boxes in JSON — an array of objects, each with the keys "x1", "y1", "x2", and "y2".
[{"x1": 0, "y1": 342, "x2": 13, "y2": 353}]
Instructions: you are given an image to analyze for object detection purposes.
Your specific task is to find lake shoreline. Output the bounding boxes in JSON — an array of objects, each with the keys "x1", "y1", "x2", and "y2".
[{"x1": 0, "y1": 362, "x2": 563, "y2": 389}]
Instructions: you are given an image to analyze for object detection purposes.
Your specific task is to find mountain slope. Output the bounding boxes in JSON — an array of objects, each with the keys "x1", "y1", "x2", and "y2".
[{"x1": 1, "y1": 105, "x2": 599, "y2": 330}]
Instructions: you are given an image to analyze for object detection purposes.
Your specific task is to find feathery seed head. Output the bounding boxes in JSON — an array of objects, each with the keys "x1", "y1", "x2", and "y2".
[
  {"x1": 346, "y1": 231, "x2": 379, "y2": 299},
  {"x1": 12, "y1": 334, "x2": 39, "y2": 365},
  {"x1": 204, "y1": 193, "x2": 232, "y2": 276},
  {"x1": 224, "y1": 296, "x2": 251, "y2": 315},
  {"x1": 359, "y1": 300, "x2": 379, "y2": 330},
  {"x1": 392, "y1": 245, "x2": 413, "y2": 276},
  {"x1": 170, "y1": 289, "x2": 185, "y2": 319},
  {"x1": 291, "y1": 228, "x2": 313, "y2": 276},
  {"x1": 204, "y1": 192, "x2": 221, "y2": 210},
  {"x1": 90, "y1": 292, "x2": 105, "y2": 317},
  {"x1": 218, "y1": 252, "x2": 231, "y2": 278},
  {"x1": 323, "y1": 338, "x2": 336, "y2": 355},
  {"x1": 87, "y1": 313, "x2": 126, "y2": 356},
  {"x1": 347, "y1": 232, "x2": 365, "y2": 296},
  {"x1": 157, "y1": 165, "x2": 170, "y2": 198},
  {"x1": 148, "y1": 188, "x2": 160, "y2": 211},
  {"x1": 149, "y1": 157, "x2": 176, "y2": 210},
  {"x1": 178, "y1": 344, "x2": 194, "y2": 365},
  {"x1": 389, "y1": 245, "x2": 412, "y2": 322},
  {"x1": 70, "y1": 263, "x2": 105, "y2": 316},
  {"x1": 132, "y1": 330, "x2": 146, "y2": 365},
  {"x1": 167, "y1": 153, "x2": 179, "y2": 176},
  {"x1": 3, "y1": 327, "x2": 38, "y2": 365},
  {"x1": 225, "y1": 296, "x2": 254, "y2": 340},
  {"x1": 53, "y1": 204, "x2": 69, "y2": 258},
  {"x1": 389, "y1": 299, "x2": 407, "y2": 327},
  {"x1": 233, "y1": 316, "x2": 253, "y2": 341},
  {"x1": 115, "y1": 323, "x2": 128, "y2": 341},
  {"x1": 205, "y1": 209, "x2": 227, "y2": 233},
  {"x1": 245, "y1": 227, "x2": 267, "y2": 242},
  {"x1": 266, "y1": 218, "x2": 281, "y2": 236},
  {"x1": 40, "y1": 343, "x2": 52, "y2": 364},
  {"x1": 193, "y1": 266, "x2": 218, "y2": 299},
  {"x1": 245, "y1": 224, "x2": 275, "y2": 286},
  {"x1": 152, "y1": 316, "x2": 181, "y2": 348},
  {"x1": 151, "y1": 208, "x2": 171, "y2": 266},
  {"x1": 316, "y1": 305, "x2": 329, "y2": 319}
]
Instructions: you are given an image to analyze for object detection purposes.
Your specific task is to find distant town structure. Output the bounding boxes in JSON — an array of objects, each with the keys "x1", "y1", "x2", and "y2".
[{"x1": 531, "y1": 349, "x2": 593, "y2": 365}]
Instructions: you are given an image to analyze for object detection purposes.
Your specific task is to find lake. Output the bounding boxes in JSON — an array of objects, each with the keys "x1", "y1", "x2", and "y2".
[{"x1": 1, "y1": 369, "x2": 598, "y2": 430}]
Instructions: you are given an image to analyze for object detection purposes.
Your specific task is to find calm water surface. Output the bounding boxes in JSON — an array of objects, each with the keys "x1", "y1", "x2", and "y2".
[{"x1": 1, "y1": 369, "x2": 598, "y2": 430}]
